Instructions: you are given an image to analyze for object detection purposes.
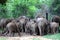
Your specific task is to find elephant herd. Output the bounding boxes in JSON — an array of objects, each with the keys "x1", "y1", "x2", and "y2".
[{"x1": 0, "y1": 15, "x2": 60, "y2": 37}]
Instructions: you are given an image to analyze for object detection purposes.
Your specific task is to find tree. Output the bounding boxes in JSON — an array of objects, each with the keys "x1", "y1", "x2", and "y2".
[{"x1": 51, "y1": 0, "x2": 60, "y2": 15}]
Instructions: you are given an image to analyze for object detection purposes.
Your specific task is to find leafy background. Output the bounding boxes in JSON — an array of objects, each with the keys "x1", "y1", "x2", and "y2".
[{"x1": 0, "y1": 0, "x2": 59, "y2": 19}]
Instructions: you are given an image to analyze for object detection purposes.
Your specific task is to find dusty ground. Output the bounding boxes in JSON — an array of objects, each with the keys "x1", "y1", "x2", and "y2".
[
  {"x1": 0, "y1": 36, "x2": 52, "y2": 40},
  {"x1": 0, "y1": 32, "x2": 52, "y2": 40}
]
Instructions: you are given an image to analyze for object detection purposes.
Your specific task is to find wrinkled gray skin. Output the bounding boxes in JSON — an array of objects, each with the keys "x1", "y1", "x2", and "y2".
[
  {"x1": 25, "y1": 19, "x2": 38, "y2": 35},
  {"x1": 36, "y1": 17, "x2": 49, "y2": 36},
  {"x1": 3, "y1": 20, "x2": 21, "y2": 37},
  {"x1": 50, "y1": 22, "x2": 59, "y2": 34},
  {"x1": 18, "y1": 16, "x2": 29, "y2": 32},
  {"x1": 52, "y1": 15, "x2": 60, "y2": 25},
  {"x1": 0, "y1": 18, "x2": 14, "y2": 30}
]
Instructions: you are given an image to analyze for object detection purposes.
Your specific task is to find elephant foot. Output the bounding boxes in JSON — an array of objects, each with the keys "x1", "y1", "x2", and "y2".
[
  {"x1": 22, "y1": 30, "x2": 24, "y2": 32},
  {"x1": 8, "y1": 33, "x2": 14, "y2": 37},
  {"x1": 1, "y1": 34, "x2": 6, "y2": 36},
  {"x1": 33, "y1": 34, "x2": 37, "y2": 36},
  {"x1": 1, "y1": 31, "x2": 9, "y2": 36},
  {"x1": 39, "y1": 33, "x2": 43, "y2": 36},
  {"x1": 18, "y1": 33, "x2": 21, "y2": 36}
]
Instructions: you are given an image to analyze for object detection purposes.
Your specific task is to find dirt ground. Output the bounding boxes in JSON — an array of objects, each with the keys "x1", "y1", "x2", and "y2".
[
  {"x1": 8, "y1": 36, "x2": 52, "y2": 40},
  {"x1": 0, "y1": 36, "x2": 52, "y2": 40},
  {"x1": 0, "y1": 32, "x2": 52, "y2": 40}
]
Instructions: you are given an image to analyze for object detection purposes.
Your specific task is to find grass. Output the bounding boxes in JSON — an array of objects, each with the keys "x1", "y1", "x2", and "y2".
[
  {"x1": 0, "y1": 37, "x2": 7, "y2": 40},
  {"x1": 43, "y1": 33, "x2": 60, "y2": 40}
]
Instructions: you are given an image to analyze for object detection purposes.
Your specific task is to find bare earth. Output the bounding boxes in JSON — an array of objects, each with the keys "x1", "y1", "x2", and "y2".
[
  {"x1": 0, "y1": 33, "x2": 52, "y2": 40},
  {"x1": 0, "y1": 36, "x2": 52, "y2": 40}
]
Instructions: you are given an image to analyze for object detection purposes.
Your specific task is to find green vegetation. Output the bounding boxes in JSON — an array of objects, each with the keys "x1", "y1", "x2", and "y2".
[
  {"x1": 0, "y1": 0, "x2": 55, "y2": 18},
  {"x1": 43, "y1": 33, "x2": 60, "y2": 40},
  {"x1": 0, "y1": 37, "x2": 7, "y2": 40},
  {"x1": 51, "y1": 0, "x2": 60, "y2": 14}
]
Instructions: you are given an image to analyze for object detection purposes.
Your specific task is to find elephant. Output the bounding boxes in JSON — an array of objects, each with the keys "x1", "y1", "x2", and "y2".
[
  {"x1": 52, "y1": 15, "x2": 60, "y2": 33},
  {"x1": 52, "y1": 15, "x2": 60, "y2": 25},
  {"x1": 49, "y1": 22, "x2": 59, "y2": 34},
  {"x1": 25, "y1": 20, "x2": 31, "y2": 33},
  {"x1": 36, "y1": 17, "x2": 49, "y2": 36},
  {"x1": 2, "y1": 20, "x2": 21, "y2": 36},
  {"x1": 25, "y1": 19, "x2": 38, "y2": 36},
  {"x1": 0, "y1": 18, "x2": 14, "y2": 30},
  {"x1": 17, "y1": 16, "x2": 29, "y2": 32}
]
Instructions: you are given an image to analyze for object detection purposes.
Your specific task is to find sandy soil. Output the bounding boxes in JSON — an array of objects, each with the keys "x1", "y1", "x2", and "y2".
[
  {"x1": 0, "y1": 36, "x2": 52, "y2": 40},
  {"x1": 8, "y1": 36, "x2": 52, "y2": 40},
  {"x1": 0, "y1": 32, "x2": 52, "y2": 40}
]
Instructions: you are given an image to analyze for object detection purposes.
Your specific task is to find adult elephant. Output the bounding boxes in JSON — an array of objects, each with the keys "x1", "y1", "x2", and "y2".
[
  {"x1": 36, "y1": 17, "x2": 49, "y2": 36},
  {"x1": 2, "y1": 20, "x2": 21, "y2": 37},
  {"x1": 0, "y1": 18, "x2": 14, "y2": 30}
]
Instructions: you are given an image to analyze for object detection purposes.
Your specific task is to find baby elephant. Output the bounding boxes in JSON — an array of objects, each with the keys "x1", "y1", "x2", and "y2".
[
  {"x1": 18, "y1": 16, "x2": 28, "y2": 32},
  {"x1": 52, "y1": 15, "x2": 60, "y2": 25},
  {"x1": 50, "y1": 22, "x2": 59, "y2": 34},
  {"x1": 4, "y1": 20, "x2": 21, "y2": 37},
  {"x1": 25, "y1": 19, "x2": 37, "y2": 36},
  {"x1": 36, "y1": 17, "x2": 49, "y2": 36}
]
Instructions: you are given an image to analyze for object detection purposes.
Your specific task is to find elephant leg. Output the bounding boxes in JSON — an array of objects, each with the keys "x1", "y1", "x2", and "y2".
[
  {"x1": 25, "y1": 27, "x2": 27, "y2": 33},
  {"x1": 41, "y1": 27, "x2": 44, "y2": 36},
  {"x1": 38, "y1": 26, "x2": 42, "y2": 36},
  {"x1": 25, "y1": 28, "x2": 27, "y2": 33},
  {"x1": 23, "y1": 24, "x2": 25, "y2": 32},
  {"x1": 43, "y1": 27, "x2": 45, "y2": 35},
  {"x1": 8, "y1": 31, "x2": 14, "y2": 37},
  {"x1": 2, "y1": 28, "x2": 8, "y2": 36},
  {"x1": 22, "y1": 25, "x2": 24, "y2": 32},
  {"x1": 53, "y1": 27, "x2": 55, "y2": 34},
  {"x1": 25, "y1": 26, "x2": 29, "y2": 34},
  {"x1": 21, "y1": 25, "x2": 23, "y2": 32},
  {"x1": 3, "y1": 31, "x2": 9, "y2": 36},
  {"x1": 40, "y1": 28, "x2": 42, "y2": 36},
  {"x1": 33, "y1": 27, "x2": 37, "y2": 36},
  {"x1": 11, "y1": 32, "x2": 14, "y2": 37},
  {"x1": 31, "y1": 27, "x2": 36, "y2": 36},
  {"x1": 51, "y1": 27, "x2": 53, "y2": 34},
  {"x1": 8, "y1": 32, "x2": 11, "y2": 37},
  {"x1": 47, "y1": 26, "x2": 50, "y2": 34},
  {"x1": 2, "y1": 28, "x2": 7, "y2": 34},
  {"x1": 55, "y1": 27, "x2": 58, "y2": 33},
  {"x1": 56, "y1": 27, "x2": 58, "y2": 33},
  {"x1": 17, "y1": 28, "x2": 21, "y2": 36}
]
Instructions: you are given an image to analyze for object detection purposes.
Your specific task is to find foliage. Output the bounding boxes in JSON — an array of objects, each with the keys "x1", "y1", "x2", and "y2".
[
  {"x1": 6, "y1": 0, "x2": 54, "y2": 18},
  {"x1": 0, "y1": 0, "x2": 59, "y2": 18},
  {"x1": 43, "y1": 33, "x2": 60, "y2": 40},
  {"x1": 51, "y1": 0, "x2": 60, "y2": 15},
  {"x1": 6, "y1": 0, "x2": 39, "y2": 18},
  {"x1": 0, "y1": 4, "x2": 7, "y2": 18}
]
